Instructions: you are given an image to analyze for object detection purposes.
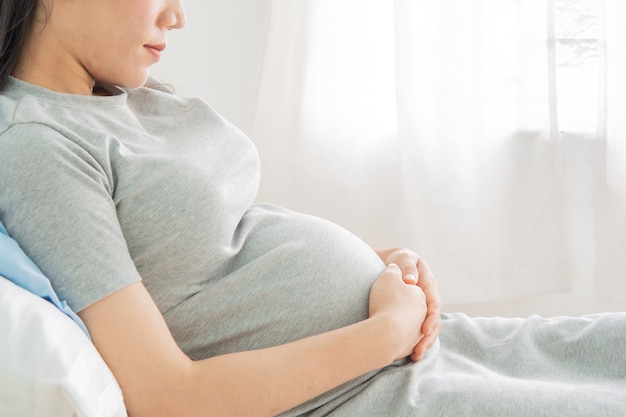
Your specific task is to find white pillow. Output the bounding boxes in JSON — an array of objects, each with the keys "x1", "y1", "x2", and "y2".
[{"x1": 0, "y1": 276, "x2": 127, "y2": 417}]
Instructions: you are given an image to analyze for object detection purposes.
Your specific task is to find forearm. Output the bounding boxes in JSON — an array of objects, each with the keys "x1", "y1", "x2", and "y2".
[
  {"x1": 81, "y1": 276, "x2": 423, "y2": 417},
  {"x1": 183, "y1": 315, "x2": 397, "y2": 417}
]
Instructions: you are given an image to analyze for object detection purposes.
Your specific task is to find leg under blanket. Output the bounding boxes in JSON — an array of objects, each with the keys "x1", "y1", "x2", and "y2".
[{"x1": 297, "y1": 312, "x2": 626, "y2": 417}]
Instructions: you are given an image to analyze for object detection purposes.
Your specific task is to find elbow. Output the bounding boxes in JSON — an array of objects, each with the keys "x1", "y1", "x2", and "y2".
[{"x1": 121, "y1": 359, "x2": 198, "y2": 417}]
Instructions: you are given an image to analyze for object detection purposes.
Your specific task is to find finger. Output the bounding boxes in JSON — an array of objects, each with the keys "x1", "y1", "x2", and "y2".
[
  {"x1": 410, "y1": 258, "x2": 442, "y2": 361},
  {"x1": 412, "y1": 336, "x2": 435, "y2": 362},
  {"x1": 421, "y1": 311, "x2": 441, "y2": 336},
  {"x1": 409, "y1": 313, "x2": 441, "y2": 361},
  {"x1": 386, "y1": 249, "x2": 419, "y2": 285},
  {"x1": 411, "y1": 326, "x2": 437, "y2": 362},
  {"x1": 416, "y1": 260, "x2": 441, "y2": 315},
  {"x1": 420, "y1": 303, "x2": 442, "y2": 349},
  {"x1": 415, "y1": 257, "x2": 436, "y2": 291},
  {"x1": 402, "y1": 273, "x2": 418, "y2": 285},
  {"x1": 383, "y1": 263, "x2": 402, "y2": 279}
]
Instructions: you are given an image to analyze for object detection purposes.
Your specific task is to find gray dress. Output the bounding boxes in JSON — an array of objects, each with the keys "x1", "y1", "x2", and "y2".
[{"x1": 1, "y1": 78, "x2": 624, "y2": 417}]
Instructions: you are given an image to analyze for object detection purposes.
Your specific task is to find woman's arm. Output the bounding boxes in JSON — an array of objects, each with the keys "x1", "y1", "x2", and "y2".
[
  {"x1": 79, "y1": 264, "x2": 426, "y2": 417},
  {"x1": 375, "y1": 248, "x2": 442, "y2": 361}
]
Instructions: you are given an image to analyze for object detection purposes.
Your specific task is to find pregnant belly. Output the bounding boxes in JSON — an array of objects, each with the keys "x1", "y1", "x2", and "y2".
[{"x1": 165, "y1": 204, "x2": 386, "y2": 360}]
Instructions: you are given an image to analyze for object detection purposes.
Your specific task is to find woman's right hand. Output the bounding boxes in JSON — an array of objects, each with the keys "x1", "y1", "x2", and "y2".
[{"x1": 368, "y1": 264, "x2": 428, "y2": 361}]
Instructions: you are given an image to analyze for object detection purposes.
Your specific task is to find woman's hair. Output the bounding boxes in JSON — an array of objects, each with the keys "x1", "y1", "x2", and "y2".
[{"x1": 0, "y1": 0, "x2": 39, "y2": 90}]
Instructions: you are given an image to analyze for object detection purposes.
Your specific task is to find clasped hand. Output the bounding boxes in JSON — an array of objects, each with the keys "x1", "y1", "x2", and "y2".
[{"x1": 371, "y1": 248, "x2": 442, "y2": 362}]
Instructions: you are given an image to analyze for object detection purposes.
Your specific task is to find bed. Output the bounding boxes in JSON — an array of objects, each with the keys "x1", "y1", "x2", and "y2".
[{"x1": 0, "y1": 220, "x2": 127, "y2": 417}]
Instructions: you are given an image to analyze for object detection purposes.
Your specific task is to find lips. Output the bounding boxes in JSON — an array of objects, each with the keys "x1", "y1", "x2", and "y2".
[
  {"x1": 144, "y1": 43, "x2": 166, "y2": 61},
  {"x1": 147, "y1": 43, "x2": 166, "y2": 52}
]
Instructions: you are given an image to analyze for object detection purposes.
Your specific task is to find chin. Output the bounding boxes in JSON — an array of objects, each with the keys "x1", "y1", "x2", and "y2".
[{"x1": 100, "y1": 70, "x2": 151, "y2": 89}]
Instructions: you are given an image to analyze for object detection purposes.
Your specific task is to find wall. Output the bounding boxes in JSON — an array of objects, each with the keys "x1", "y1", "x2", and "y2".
[{"x1": 151, "y1": 0, "x2": 270, "y2": 133}]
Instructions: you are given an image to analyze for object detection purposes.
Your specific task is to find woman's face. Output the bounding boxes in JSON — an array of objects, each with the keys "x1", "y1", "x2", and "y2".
[{"x1": 30, "y1": 0, "x2": 186, "y2": 92}]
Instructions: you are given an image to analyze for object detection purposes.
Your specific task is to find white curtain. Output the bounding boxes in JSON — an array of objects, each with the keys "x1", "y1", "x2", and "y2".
[
  {"x1": 597, "y1": 0, "x2": 626, "y2": 301},
  {"x1": 250, "y1": 0, "x2": 625, "y2": 307}
]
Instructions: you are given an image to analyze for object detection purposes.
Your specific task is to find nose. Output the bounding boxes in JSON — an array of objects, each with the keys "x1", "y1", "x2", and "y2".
[{"x1": 161, "y1": 0, "x2": 187, "y2": 30}]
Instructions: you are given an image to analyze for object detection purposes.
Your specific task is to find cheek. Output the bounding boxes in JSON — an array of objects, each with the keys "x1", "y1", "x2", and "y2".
[
  {"x1": 85, "y1": 39, "x2": 151, "y2": 87},
  {"x1": 98, "y1": 56, "x2": 152, "y2": 88}
]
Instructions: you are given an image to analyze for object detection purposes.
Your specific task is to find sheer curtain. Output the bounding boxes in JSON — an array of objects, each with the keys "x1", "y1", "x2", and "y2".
[
  {"x1": 598, "y1": 0, "x2": 626, "y2": 301},
  {"x1": 250, "y1": 0, "x2": 625, "y2": 309}
]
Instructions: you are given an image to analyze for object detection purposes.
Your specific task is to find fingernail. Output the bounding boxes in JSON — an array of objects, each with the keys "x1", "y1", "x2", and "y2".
[
  {"x1": 404, "y1": 273, "x2": 418, "y2": 284},
  {"x1": 387, "y1": 263, "x2": 400, "y2": 270}
]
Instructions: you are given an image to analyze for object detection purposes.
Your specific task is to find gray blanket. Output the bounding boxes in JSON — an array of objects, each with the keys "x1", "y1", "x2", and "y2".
[{"x1": 288, "y1": 312, "x2": 626, "y2": 417}]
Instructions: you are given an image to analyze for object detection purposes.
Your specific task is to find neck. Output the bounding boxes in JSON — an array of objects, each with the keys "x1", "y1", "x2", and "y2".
[{"x1": 12, "y1": 25, "x2": 96, "y2": 96}]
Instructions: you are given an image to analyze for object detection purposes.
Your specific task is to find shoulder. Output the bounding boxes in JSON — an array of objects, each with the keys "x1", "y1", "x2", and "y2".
[
  {"x1": 0, "y1": 100, "x2": 82, "y2": 163},
  {"x1": 0, "y1": 121, "x2": 114, "y2": 204},
  {"x1": 0, "y1": 121, "x2": 86, "y2": 165},
  {"x1": 0, "y1": 85, "x2": 93, "y2": 183},
  {"x1": 0, "y1": 123, "x2": 71, "y2": 170},
  {"x1": 0, "y1": 81, "x2": 68, "y2": 135},
  {"x1": 0, "y1": 81, "x2": 123, "y2": 180}
]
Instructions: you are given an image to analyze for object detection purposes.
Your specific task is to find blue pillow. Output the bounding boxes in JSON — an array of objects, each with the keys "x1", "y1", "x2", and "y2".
[{"x1": 0, "y1": 220, "x2": 89, "y2": 337}]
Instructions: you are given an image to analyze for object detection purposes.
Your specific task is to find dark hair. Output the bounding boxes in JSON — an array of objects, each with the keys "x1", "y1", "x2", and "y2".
[{"x1": 0, "y1": 0, "x2": 39, "y2": 90}]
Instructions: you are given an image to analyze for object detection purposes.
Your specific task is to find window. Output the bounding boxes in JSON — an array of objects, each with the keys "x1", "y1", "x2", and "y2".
[{"x1": 552, "y1": 0, "x2": 603, "y2": 133}]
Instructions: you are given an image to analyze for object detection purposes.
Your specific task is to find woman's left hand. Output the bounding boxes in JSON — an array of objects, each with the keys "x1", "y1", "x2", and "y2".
[{"x1": 375, "y1": 248, "x2": 442, "y2": 361}]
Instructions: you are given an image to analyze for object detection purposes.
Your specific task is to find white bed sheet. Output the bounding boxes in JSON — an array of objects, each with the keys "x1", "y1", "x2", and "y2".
[{"x1": 0, "y1": 276, "x2": 127, "y2": 417}]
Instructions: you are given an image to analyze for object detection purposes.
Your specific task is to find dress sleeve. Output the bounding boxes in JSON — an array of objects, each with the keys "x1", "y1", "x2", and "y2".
[{"x1": 0, "y1": 123, "x2": 142, "y2": 312}]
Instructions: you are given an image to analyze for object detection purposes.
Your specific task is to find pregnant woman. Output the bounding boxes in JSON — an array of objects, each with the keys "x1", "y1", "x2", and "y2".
[{"x1": 1, "y1": 1, "x2": 624, "y2": 416}]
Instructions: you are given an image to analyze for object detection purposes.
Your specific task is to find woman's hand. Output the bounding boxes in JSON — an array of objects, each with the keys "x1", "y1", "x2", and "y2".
[
  {"x1": 375, "y1": 248, "x2": 442, "y2": 361},
  {"x1": 368, "y1": 264, "x2": 428, "y2": 361}
]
